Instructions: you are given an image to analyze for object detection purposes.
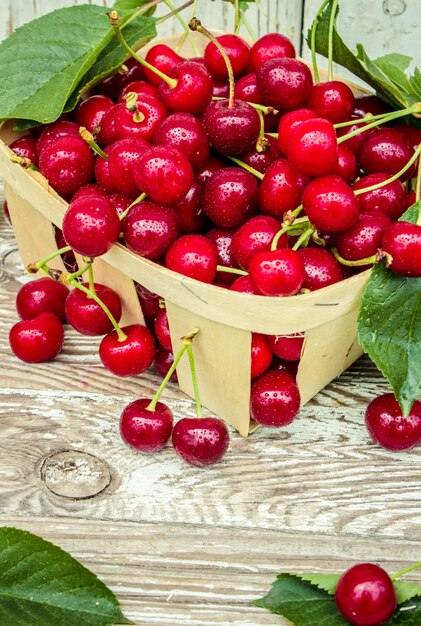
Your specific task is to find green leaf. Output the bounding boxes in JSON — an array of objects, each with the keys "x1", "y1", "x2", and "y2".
[
  {"x1": 0, "y1": 5, "x2": 118, "y2": 124},
  {"x1": 0, "y1": 527, "x2": 132, "y2": 626},
  {"x1": 112, "y1": 0, "x2": 153, "y2": 10},
  {"x1": 391, "y1": 596, "x2": 421, "y2": 624},
  {"x1": 358, "y1": 202, "x2": 421, "y2": 416},
  {"x1": 254, "y1": 574, "x2": 350, "y2": 625},
  {"x1": 372, "y1": 54, "x2": 413, "y2": 96},
  {"x1": 394, "y1": 583, "x2": 421, "y2": 605},
  {"x1": 64, "y1": 13, "x2": 157, "y2": 113},
  {"x1": 298, "y1": 574, "x2": 340, "y2": 595}
]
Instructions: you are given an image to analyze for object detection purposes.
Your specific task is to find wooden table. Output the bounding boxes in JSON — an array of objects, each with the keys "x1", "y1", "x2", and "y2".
[{"x1": 1, "y1": 185, "x2": 421, "y2": 625}]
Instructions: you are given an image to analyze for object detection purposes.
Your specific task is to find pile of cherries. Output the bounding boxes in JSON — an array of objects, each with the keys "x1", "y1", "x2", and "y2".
[{"x1": 6, "y1": 20, "x2": 421, "y2": 460}]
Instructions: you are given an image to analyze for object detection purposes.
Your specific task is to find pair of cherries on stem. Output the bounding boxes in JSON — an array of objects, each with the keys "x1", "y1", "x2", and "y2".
[{"x1": 120, "y1": 328, "x2": 230, "y2": 467}]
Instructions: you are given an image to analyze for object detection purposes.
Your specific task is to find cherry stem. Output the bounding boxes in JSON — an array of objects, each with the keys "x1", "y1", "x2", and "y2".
[
  {"x1": 240, "y1": 11, "x2": 257, "y2": 41},
  {"x1": 146, "y1": 342, "x2": 188, "y2": 412},
  {"x1": 328, "y1": 0, "x2": 339, "y2": 82},
  {"x1": 189, "y1": 17, "x2": 235, "y2": 108},
  {"x1": 79, "y1": 127, "x2": 108, "y2": 159},
  {"x1": 174, "y1": 0, "x2": 199, "y2": 55},
  {"x1": 334, "y1": 111, "x2": 390, "y2": 129},
  {"x1": 10, "y1": 154, "x2": 38, "y2": 171},
  {"x1": 271, "y1": 214, "x2": 308, "y2": 251},
  {"x1": 155, "y1": 0, "x2": 194, "y2": 26},
  {"x1": 216, "y1": 265, "x2": 248, "y2": 276},
  {"x1": 69, "y1": 279, "x2": 127, "y2": 342},
  {"x1": 310, "y1": 0, "x2": 330, "y2": 84},
  {"x1": 354, "y1": 142, "x2": 421, "y2": 196},
  {"x1": 331, "y1": 247, "x2": 379, "y2": 267},
  {"x1": 186, "y1": 341, "x2": 202, "y2": 419},
  {"x1": 415, "y1": 147, "x2": 421, "y2": 206},
  {"x1": 87, "y1": 261, "x2": 96, "y2": 296},
  {"x1": 234, "y1": 0, "x2": 240, "y2": 34},
  {"x1": 256, "y1": 109, "x2": 266, "y2": 148},
  {"x1": 227, "y1": 156, "x2": 264, "y2": 180},
  {"x1": 337, "y1": 103, "x2": 421, "y2": 144},
  {"x1": 120, "y1": 192, "x2": 147, "y2": 221},
  {"x1": 292, "y1": 227, "x2": 316, "y2": 250},
  {"x1": 65, "y1": 262, "x2": 91, "y2": 282},
  {"x1": 108, "y1": 11, "x2": 177, "y2": 89},
  {"x1": 212, "y1": 96, "x2": 278, "y2": 116},
  {"x1": 391, "y1": 561, "x2": 421, "y2": 581},
  {"x1": 27, "y1": 245, "x2": 72, "y2": 273}
]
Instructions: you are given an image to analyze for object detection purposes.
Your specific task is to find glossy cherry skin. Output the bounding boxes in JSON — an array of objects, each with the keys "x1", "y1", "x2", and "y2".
[
  {"x1": 113, "y1": 96, "x2": 167, "y2": 142},
  {"x1": 97, "y1": 57, "x2": 145, "y2": 100},
  {"x1": 250, "y1": 370, "x2": 301, "y2": 427},
  {"x1": 65, "y1": 283, "x2": 122, "y2": 336},
  {"x1": 336, "y1": 144, "x2": 358, "y2": 183},
  {"x1": 258, "y1": 158, "x2": 310, "y2": 218},
  {"x1": 72, "y1": 183, "x2": 108, "y2": 202},
  {"x1": 9, "y1": 312, "x2": 64, "y2": 363},
  {"x1": 353, "y1": 95, "x2": 391, "y2": 119},
  {"x1": 172, "y1": 417, "x2": 230, "y2": 467},
  {"x1": 38, "y1": 135, "x2": 94, "y2": 198},
  {"x1": 247, "y1": 33, "x2": 295, "y2": 73},
  {"x1": 231, "y1": 215, "x2": 286, "y2": 270},
  {"x1": 118, "y1": 80, "x2": 159, "y2": 102},
  {"x1": 196, "y1": 156, "x2": 225, "y2": 183},
  {"x1": 288, "y1": 117, "x2": 338, "y2": 177},
  {"x1": 204, "y1": 34, "x2": 250, "y2": 80},
  {"x1": 297, "y1": 247, "x2": 343, "y2": 291},
  {"x1": 107, "y1": 136, "x2": 151, "y2": 196},
  {"x1": 203, "y1": 167, "x2": 258, "y2": 229},
  {"x1": 152, "y1": 112, "x2": 210, "y2": 168},
  {"x1": 268, "y1": 334, "x2": 304, "y2": 361},
  {"x1": 9, "y1": 135, "x2": 39, "y2": 166},
  {"x1": 154, "y1": 308, "x2": 172, "y2": 352},
  {"x1": 172, "y1": 178, "x2": 206, "y2": 234},
  {"x1": 382, "y1": 221, "x2": 421, "y2": 277},
  {"x1": 256, "y1": 57, "x2": 313, "y2": 110},
  {"x1": 37, "y1": 120, "x2": 80, "y2": 154},
  {"x1": 62, "y1": 196, "x2": 120, "y2": 257},
  {"x1": 205, "y1": 226, "x2": 238, "y2": 285},
  {"x1": 74, "y1": 95, "x2": 114, "y2": 133},
  {"x1": 240, "y1": 134, "x2": 282, "y2": 175},
  {"x1": 165, "y1": 234, "x2": 218, "y2": 284},
  {"x1": 94, "y1": 144, "x2": 118, "y2": 193},
  {"x1": 158, "y1": 61, "x2": 213, "y2": 115},
  {"x1": 154, "y1": 346, "x2": 177, "y2": 382},
  {"x1": 96, "y1": 105, "x2": 121, "y2": 146},
  {"x1": 394, "y1": 123, "x2": 421, "y2": 152},
  {"x1": 229, "y1": 275, "x2": 261, "y2": 294},
  {"x1": 120, "y1": 398, "x2": 173, "y2": 454},
  {"x1": 358, "y1": 128, "x2": 415, "y2": 181},
  {"x1": 251, "y1": 333, "x2": 273, "y2": 378},
  {"x1": 335, "y1": 563, "x2": 396, "y2": 625},
  {"x1": 306, "y1": 80, "x2": 355, "y2": 123},
  {"x1": 365, "y1": 394, "x2": 421, "y2": 451},
  {"x1": 16, "y1": 277, "x2": 69, "y2": 322},
  {"x1": 133, "y1": 146, "x2": 193, "y2": 205},
  {"x1": 336, "y1": 212, "x2": 392, "y2": 267},
  {"x1": 143, "y1": 44, "x2": 184, "y2": 86},
  {"x1": 303, "y1": 174, "x2": 360, "y2": 233},
  {"x1": 353, "y1": 174, "x2": 407, "y2": 221},
  {"x1": 248, "y1": 248, "x2": 305, "y2": 296},
  {"x1": 277, "y1": 108, "x2": 318, "y2": 156},
  {"x1": 234, "y1": 73, "x2": 263, "y2": 105},
  {"x1": 99, "y1": 324, "x2": 156, "y2": 377},
  {"x1": 203, "y1": 98, "x2": 261, "y2": 156},
  {"x1": 122, "y1": 201, "x2": 178, "y2": 261}
]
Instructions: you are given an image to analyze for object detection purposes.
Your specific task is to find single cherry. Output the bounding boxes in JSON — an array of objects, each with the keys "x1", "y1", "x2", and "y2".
[
  {"x1": 251, "y1": 333, "x2": 273, "y2": 378},
  {"x1": 298, "y1": 247, "x2": 343, "y2": 291},
  {"x1": 133, "y1": 146, "x2": 193, "y2": 204},
  {"x1": 248, "y1": 248, "x2": 306, "y2": 296},
  {"x1": 154, "y1": 346, "x2": 177, "y2": 383},
  {"x1": 302, "y1": 174, "x2": 360, "y2": 233},
  {"x1": 336, "y1": 144, "x2": 358, "y2": 183},
  {"x1": 9, "y1": 135, "x2": 39, "y2": 166},
  {"x1": 158, "y1": 61, "x2": 214, "y2": 115},
  {"x1": 205, "y1": 226, "x2": 238, "y2": 284},
  {"x1": 203, "y1": 98, "x2": 261, "y2": 156},
  {"x1": 118, "y1": 80, "x2": 159, "y2": 102},
  {"x1": 172, "y1": 417, "x2": 230, "y2": 467},
  {"x1": 204, "y1": 34, "x2": 250, "y2": 80},
  {"x1": 65, "y1": 283, "x2": 122, "y2": 336},
  {"x1": 74, "y1": 95, "x2": 114, "y2": 133},
  {"x1": 37, "y1": 120, "x2": 80, "y2": 154},
  {"x1": 258, "y1": 158, "x2": 310, "y2": 218},
  {"x1": 9, "y1": 312, "x2": 64, "y2": 363},
  {"x1": 99, "y1": 324, "x2": 156, "y2": 377},
  {"x1": 250, "y1": 370, "x2": 301, "y2": 426},
  {"x1": 62, "y1": 196, "x2": 120, "y2": 257},
  {"x1": 203, "y1": 167, "x2": 258, "y2": 228},
  {"x1": 16, "y1": 277, "x2": 69, "y2": 321},
  {"x1": 335, "y1": 562, "x2": 396, "y2": 625},
  {"x1": 152, "y1": 112, "x2": 210, "y2": 168},
  {"x1": 240, "y1": 134, "x2": 282, "y2": 175},
  {"x1": 107, "y1": 136, "x2": 151, "y2": 196},
  {"x1": 165, "y1": 234, "x2": 218, "y2": 284},
  {"x1": 229, "y1": 275, "x2": 261, "y2": 294},
  {"x1": 365, "y1": 393, "x2": 421, "y2": 451},
  {"x1": 120, "y1": 398, "x2": 173, "y2": 454},
  {"x1": 288, "y1": 117, "x2": 338, "y2": 177},
  {"x1": 122, "y1": 201, "x2": 179, "y2": 261},
  {"x1": 306, "y1": 80, "x2": 355, "y2": 123},
  {"x1": 353, "y1": 174, "x2": 407, "y2": 221},
  {"x1": 358, "y1": 128, "x2": 414, "y2": 181},
  {"x1": 382, "y1": 221, "x2": 421, "y2": 277},
  {"x1": 113, "y1": 95, "x2": 167, "y2": 142},
  {"x1": 231, "y1": 215, "x2": 286, "y2": 270},
  {"x1": 247, "y1": 33, "x2": 295, "y2": 73},
  {"x1": 277, "y1": 108, "x2": 318, "y2": 156},
  {"x1": 143, "y1": 44, "x2": 184, "y2": 85},
  {"x1": 336, "y1": 212, "x2": 392, "y2": 267},
  {"x1": 154, "y1": 308, "x2": 172, "y2": 352},
  {"x1": 256, "y1": 57, "x2": 313, "y2": 110},
  {"x1": 38, "y1": 134, "x2": 94, "y2": 198},
  {"x1": 267, "y1": 334, "x2": 304, "y2": 361}
]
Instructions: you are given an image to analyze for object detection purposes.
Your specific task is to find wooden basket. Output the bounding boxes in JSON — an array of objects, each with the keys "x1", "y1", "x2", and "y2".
[{"x1": 0, "y1": 32, "x2": 371, "y2": 436}]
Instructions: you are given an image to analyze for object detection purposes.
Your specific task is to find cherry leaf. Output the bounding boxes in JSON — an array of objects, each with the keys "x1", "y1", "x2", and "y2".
[
  {"x1": 297, "y1": 574, "x2": 340, "y2": 595},
  {"x1": 390, "y1": 597, "x2": 421, "y2": 624},
  {"x1": 0, "y1": 527, "x2": 132, "y2": 626},
  {"x1": 394, "y1": 583, "x2": 421, "y2": 605}
]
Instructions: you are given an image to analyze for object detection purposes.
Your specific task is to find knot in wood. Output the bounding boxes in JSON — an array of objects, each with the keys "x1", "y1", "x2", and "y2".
[{"x1": 41, "y1": 450, "x2": 112, "y2": 500}]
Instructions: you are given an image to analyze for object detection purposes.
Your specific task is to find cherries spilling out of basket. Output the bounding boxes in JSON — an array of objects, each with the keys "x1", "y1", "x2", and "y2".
[{"x1": 6, "y1": 12, "x2": 421, "y2": 459}]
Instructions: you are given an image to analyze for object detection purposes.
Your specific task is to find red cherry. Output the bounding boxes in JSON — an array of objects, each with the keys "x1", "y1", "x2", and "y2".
[
  {"x1": 172, "y1": 417, "x2": 230, "y2": 467},
  {"x1": 136, "y1": 283, "x2": 160, "y2": 324},
  {"x1": 165, "y1": 234, "x2": 218, "y2": 283},
  {"x1": 203, "y1": 167, "x2": 258, "y2": 228},
  {"x1": 172, "y1": 178, "x2": 206, "y2": 234},
  {"x1": 251, "y1": 333, "x2": 273, "y2": 378},
  {"x1": 256, "y1": 57, "x2": 313, "y2": 110},
  {"x1": 250, "y1": 370, "x2": 301, "y2": 426},
  {"x1": 277, "y1": 108, "x2": 318, "y2": 156},
  {"x1": 247, "y1": 33, "x2": 295, "y2": 73},
  {"x1": 335, "y1": 563, "x2": 396, "y2": 625},
  {"x1": 94, "y1": 145, "x2": 118, "y2": 193},
  {"x1": 204, "y1": 34, "x2": 250, "y2": 80},
  {"x1": 154, "y1": 308, "x2": 172, "y2": 352},
  {"x1": 16, "y1": 277, "x2": 69, "y2": 321},
  {"x1": 74, "y1": 95, "x2": 114, "y2": 133},
  {"x1": 336, "y1": 212, "x2": 392, "y2": 267},
  {"x1": 365, "y1": 393, "x2": 421, "y2": 451},
  {"x1": 353, "y1": 174, "x2": 407, "y2": 221},
  {"x1": 120, "y1": 398, "x2": 173, "y2": 454},
  {"x1": 358, "y1": 128, "x2": 415, "y2": 180},
  {"x1": 65, "y1": 283, "x2": 122, "y2": 336},
  {"x1": 229, "y1": 275, "x2": 261, "y2": 294},
  {"x1": 96, "y1": 106, "x2": 120, "y2": 146},
  {"x1": 248, "y1": 248, "x2": 305, "y2": 296},
  {"x1": 62, "y1": 196, "x2": 120, "y2": 257},
  {"x1": 107, "y1": 192, "x2": 132, "y2": 218},
  {"x1": 144, "y1": 44, "x2": 184, "y2": 85},
  {"x1": 9, "y1": 135, "x2": 39, "y2": 166},
  {"x1": 203, "y1": 98, "x2": 261, "y2": 156},
  {"x1": 302, "y1": 174, "x2": 360, "y2": 233},
  {"x1": 9, "y1": 312, "x2": 64, "y2": 363},
  {"x1": 154, "y1": 346, "x2": 177, "y2": 382},
  {"x1": 72, "y1": 183, "x2": 108, "y2": 202},
  {"x1": 133, "y1": 146, "x2": 193, "y2": 204},
  {"x1": 97, "y1": 57, "x2": 145, "y2": 100},
  {"x1": 268, "y1": 334, "x2": 304, "y2": 361},
  {"x1": 336, "y1": 117, "x2": 369, "y2": 154},
  {"x1": 231, "y1": 215, "x2": 286, "y2": 270},
  {"x1": 336, "y1": 144, "x2": 358, "y2": 183},
  {"x1": 205, "y1": 226, "x2": 238, "y2": 284},
  {"x1": 234, "y1": 73, "x2": 263, "y2": 105},
  {"x1": 107, "y1": 136, "x2": 151, "y2": 196},
  {"x1": 306, "y1": 80, "x2": 355, "y2": 123},
  {"x1": 152, "y1": 112, "x2": 210, "y2": 168},
  {"x1": 288, "y1": 117, "x2": 338, "y2": 177},
  {"x1": 114, "y1": 95, "x2": 167, "y2": 142},
  {"x1": 99, "y1": 324, "x2": 156, "y2": 377},
  {"x1": 196, "y1": 155, "x2": 225, "y2": 183},
  {"x1": 382, "y1": 221, "x2": 421, "y2": 277},
  {"x1": 240, "y1": 134, "x2": 282, "y2": 175},
  {"x1": 123, "y1": 201, "x2": 179, "y2": 260},
  {"x1": 38, "y1": 135, "x2": 94, "y2": 198},
  {"x1": 298, "y1": 247, "x2": 343, "y2": 291},
  {"x1": 394, "y1": 123, "x2": 421, "y2": 152},
  {"x1": 37, "y1": 120, "x2": 79, "y2": 154},
  {"x1": 158, "y1": 61, "x2": 213, "y2": 115},
  {"x1": 118, "y1": 80, "x2": 159, "y2": 102},
  {"x1": 212, "y1": 79, "x2": 230, "y2": 98},
  {"x1": 258, "y1": 158, "x2": 310, "y2": 218}
]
